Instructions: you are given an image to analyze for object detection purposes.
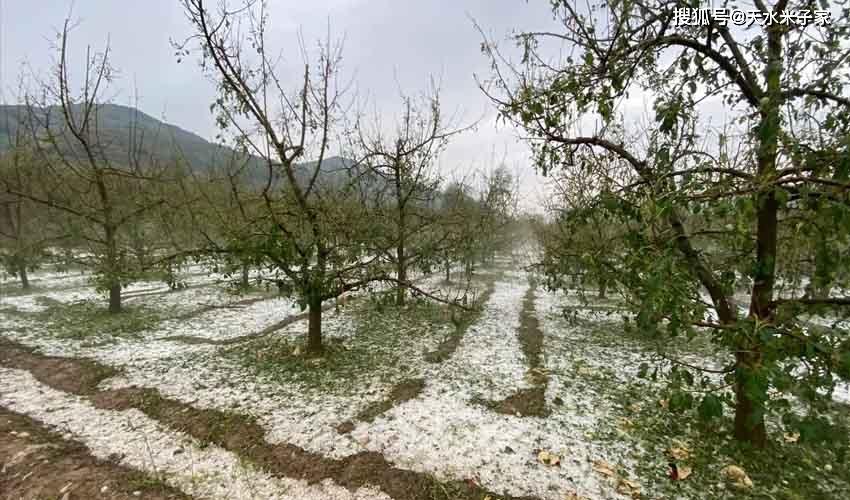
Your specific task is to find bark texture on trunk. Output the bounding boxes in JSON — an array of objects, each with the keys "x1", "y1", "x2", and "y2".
[
  {"x1": 396, "y1": 253, "x2": 407, "y2": 306},
  {"x1": 733, "y1": 351, "x2": 767, "y2": 446},
  {"x1": 306, "y1": 295, "x2": 323, "y2": 354},
  {"x1": 732, "y1": 19, "x2": 783, "y2": 448}
]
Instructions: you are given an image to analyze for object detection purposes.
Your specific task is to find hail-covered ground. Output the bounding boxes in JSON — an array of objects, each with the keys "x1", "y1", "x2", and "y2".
[{"x1": 1, "y1": 259, "x2": 849, "y2": 500}]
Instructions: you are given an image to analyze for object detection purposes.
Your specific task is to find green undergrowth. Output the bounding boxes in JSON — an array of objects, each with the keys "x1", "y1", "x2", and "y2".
[
  {"x1": 221, "y1": 294, "x2": 454, "y2": 393},
  {"x1": 31, "y1": 299, "x2": 170, "y2": 341},
  {"x1": 597, "y1": 379, "x2": 850, "y2": 499},
  {"x1": 545, "y1": 305, "x2": 850, "y2": 499}
]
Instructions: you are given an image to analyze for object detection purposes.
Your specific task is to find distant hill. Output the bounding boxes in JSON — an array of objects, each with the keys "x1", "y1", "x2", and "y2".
[
  {"x1": 0, "y1": 103, "x2": 248, "y2": 171},
  {"x1": 0, "y1": 103, "x2": 401, "y2": 199}
]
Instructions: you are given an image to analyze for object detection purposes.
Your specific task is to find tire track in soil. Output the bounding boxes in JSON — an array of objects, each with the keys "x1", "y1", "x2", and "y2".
[{"x1": 0, "y1": 337, "x2": 540, "y2": 500}]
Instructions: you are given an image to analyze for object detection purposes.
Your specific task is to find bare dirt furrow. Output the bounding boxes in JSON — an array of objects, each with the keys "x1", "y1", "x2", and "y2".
[
  {"x1": 0, "y1": 406, "x2": 192, "y2": 500},
  {"x1": 483, "y1": 285, "x2": 550, "y2": 417},
  {"x1": 0, "y1": 337, "x2": 540, "y2": 500}
]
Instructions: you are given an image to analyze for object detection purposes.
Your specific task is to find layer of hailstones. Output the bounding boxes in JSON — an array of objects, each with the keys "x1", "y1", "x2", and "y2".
[
  {"x1": 335, "y1": 278, "x2": 651, "y2": 500},
  {"x1": 0, "y1": 265, "x2": 673, "y2": 499},
  {"x1": 0, "y1": 264, "x2": 230, "y2": 315},
  {"x1": 0, "y1": 367, "x2": 391, "y2": 500},
  {"x1": 0, "y1": 268, "x2": 464, "y2": 459},
  {"x1": 0, "y1": 266, "x2": 620, "y2": 498},
  {"x1": 2, "y1": 264, "x2": 847, "y2": 499}
]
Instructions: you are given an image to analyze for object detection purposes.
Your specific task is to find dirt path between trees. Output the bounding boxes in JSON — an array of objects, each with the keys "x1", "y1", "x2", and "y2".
[
  {"x1": 0, "y1": 406, "x2": 191, "y2": 500},
  {"x1": 0, "y1": 337, "x2": 539, "y2": 500},
  {"x1": 483, "y1": 285, "x2": 550, "y2": 417}
]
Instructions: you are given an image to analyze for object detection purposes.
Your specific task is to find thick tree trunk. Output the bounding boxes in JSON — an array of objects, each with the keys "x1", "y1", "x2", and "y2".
[
  {"x1": 598, "y1": 279, "x2": 607, "y2": 299},
  {"x1": 108, "y1": 283, "x2": 122, "y2": 313},
  {"x1": 445, "y1": 260, "x2": 451, "y2": 283},
  {"x1": 165, "y1": 261, "x2": 176, "y2": 290},
  {"x1": 395, "y1": 205, "x2": 406, "y2": 305},
  {"x1": 732, "y1": 20, "x2": 783, "y2": 448},
  {"x1": 19, "y1": 264, "x2": 30, "y2": 290},
  {"x1": 306, "y1": 295, "x2": 323, "y2": 355},
  {"x1": 733, "y1": 351, "x2": 767, "y2": 446}
]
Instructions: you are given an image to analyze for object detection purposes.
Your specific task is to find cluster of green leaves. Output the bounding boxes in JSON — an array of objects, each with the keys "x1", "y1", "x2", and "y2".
[{"x1": 491, "y1": 0, "x2": 850, "y2": 444}]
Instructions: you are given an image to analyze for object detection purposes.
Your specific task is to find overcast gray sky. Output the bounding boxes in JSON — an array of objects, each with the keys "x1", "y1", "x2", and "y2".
[{"x1": 0, "y1": 0, "x2": 561, "y2": 208}]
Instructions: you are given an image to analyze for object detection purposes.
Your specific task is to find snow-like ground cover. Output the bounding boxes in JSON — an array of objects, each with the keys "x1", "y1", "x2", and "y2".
[
  {"x1": 537, "y1": 288, "x2": 850, "y2": 499},
  {"x1": 0, "y1": 367, "x2": 390, "y2": 500},
  {"x1": 0, "y1": 274, "x2": 462, "y2": 460},
  {"x1": 147, "y1": 295, "x2": 301, "y2": 341},
  {"x1": 2, "y1": 262, "x2": 848, "y2": 500},
  {"x1": 430, "y1": 278, "x2": 530, "y2": 401},
  {"x1": 0, "y1": 265, "x2": 89, "y2": 284},
  {"x1": 1, "y1": 269, "x2": 632, "y2": 499},
  {"x1": 0, "y1": 264, "x2": 228, "y2": 314},
  {"x1": 0, "y1": 285, "x2": 100, "y2": 312},
  {"x1": 97, "y1": 307, "x2": 392, "y2": 458},
  {"x1": 341, "y1": 276, "x2": 638, "y2": 500}
]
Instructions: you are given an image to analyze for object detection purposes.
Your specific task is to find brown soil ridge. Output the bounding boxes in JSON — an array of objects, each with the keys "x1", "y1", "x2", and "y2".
[
  {"x1": 424, "y1": 278, "x2": 497, "y2": 363},
  {"x1": 336, "y1": 378, "x2": 425, "y2": 434},
  {"x1": 0, "y1": 406, "x2": 191, "y2": 500},
  {"x1": 0, "y1": 337, "x2": 540, "y2": 500},
  {"x1": 483, "y1": 285, "x2": 550, "y2": 417}
]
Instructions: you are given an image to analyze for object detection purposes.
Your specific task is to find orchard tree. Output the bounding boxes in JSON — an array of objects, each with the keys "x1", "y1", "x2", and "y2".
[
  {"x1": 483, "y1": 0, "x2": 850, "y2": 445},
  {"x1": 476, "y1": 165, "x2": 519, "y2": 264},
  {"x1": 355, "y1": 86, "x2": 465, "y2": 305},
  {"x1": 183, "y1": 153, "x2": 269, "y2": 291},
  {"x1": 179, "y1": 0, "x2": 387, "y2": 354},
  {"x1": 537, "y1": 145, "x2": 632, "y2": 299},
  {"x1": 433, "y1": 181, "x2": 476, "y2": 283},
  {"x1": 6, "y1": 20, "x2": 172, "y2": 312},
  {"x1": 434, "y1": 168, "x2": 517, "y2": 282},
  {"x1": 0, "y1": 123, "x2": 56, "y2": 289}
]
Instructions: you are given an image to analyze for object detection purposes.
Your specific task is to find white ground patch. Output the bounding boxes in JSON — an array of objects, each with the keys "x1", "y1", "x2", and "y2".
[
  {"x1": 0, "y1": 367, "x2": 391, "y2": 500},
  {"x1": 1, "y1": 267, "x2": 88, "y2": 285},
  {"x1": 1, "y1": 277, "x2": 407, "y2": 460},
  {"x1": 97, "y1": 306, "x2": 390, "y2": 459},
  {"x1": 149, "y1": 295, "x2": 301, "y2": 341},
  {"x1": 341, "y1": 277, "x2": 634, "y2": 500},
  {"x1": 0, "y1": 271, "x2": 639, "y2": 499},
  {"x1": 0, "y1": 298, "x2": 386, "y2": 460},
  {"x1": 438, "y1": 277, "x2": 530, "y2": 401},
  {"x1": 7, "y1": 265, "x2": 846, "y2": 499},
  {"x1": 835, "y1": 383, "x2": 850, "y2": 405}
]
